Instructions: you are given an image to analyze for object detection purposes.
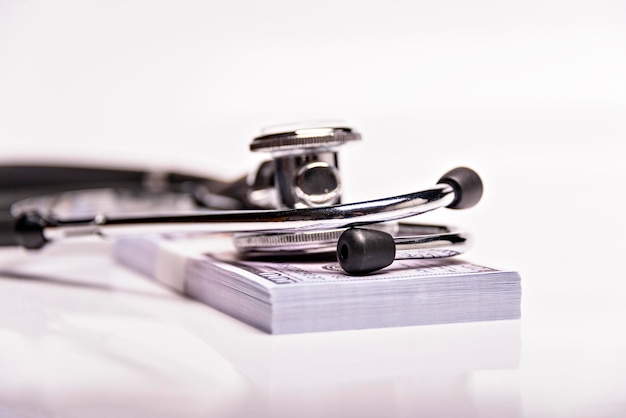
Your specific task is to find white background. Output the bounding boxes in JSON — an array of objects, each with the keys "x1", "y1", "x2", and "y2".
[
  {"x1": 1, "y1": 0, "x2": 624, "y2": 258},
  {"x1": 1, "y1": 1, "x2": 625, "y2": 417}
]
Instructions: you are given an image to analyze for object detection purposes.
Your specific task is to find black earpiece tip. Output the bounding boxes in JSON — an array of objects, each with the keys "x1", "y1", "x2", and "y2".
[
  {"x1": 15, "y1": 212, "x2": 49, "y2": 250},
  {"x1": 337, "y1": 228, "x2": 396, "y2": 275},
  {"x1": 438, "y1": 167, "x2": 483, "y2": 209}
]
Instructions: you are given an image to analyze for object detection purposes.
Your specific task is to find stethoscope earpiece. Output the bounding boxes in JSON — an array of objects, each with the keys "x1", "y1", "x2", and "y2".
[
  {"x1": 337, "y1": 228, "x2": 396, "y2": 275},
  {"x1": 337, "y1": 224, "x2": 472, "y2": 275},
  {"x1": 438, "y1": 167, "x2": 484, "y2": 210}
]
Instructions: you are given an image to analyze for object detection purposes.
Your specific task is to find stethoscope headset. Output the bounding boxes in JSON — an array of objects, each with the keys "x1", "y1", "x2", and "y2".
[{"x1": 0, "y1": 122, "x2": 483, "y2": 275}]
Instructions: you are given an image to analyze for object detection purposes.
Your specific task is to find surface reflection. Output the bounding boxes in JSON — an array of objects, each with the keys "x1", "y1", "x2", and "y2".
[
  {"x1": 180, "y1": 311, "x2": 521, "y2": 418},
  {"x1": 0, "y1": 243, "x2": 521, "y2": 417}
]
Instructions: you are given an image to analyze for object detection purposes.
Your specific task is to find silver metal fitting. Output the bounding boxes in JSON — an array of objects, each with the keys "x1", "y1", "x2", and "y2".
[{"x1": 248, "y1": 121, "x2": 360, "y2": 209}]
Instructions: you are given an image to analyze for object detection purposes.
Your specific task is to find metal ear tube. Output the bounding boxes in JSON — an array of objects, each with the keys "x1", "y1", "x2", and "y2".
[{"x1": 13, "y1": 180, "x2": 461, "y2": 248}]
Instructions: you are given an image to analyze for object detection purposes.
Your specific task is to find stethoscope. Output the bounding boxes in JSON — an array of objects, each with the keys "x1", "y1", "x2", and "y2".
[{"x1": 0, "y1": 122, "x2": 483, "y2": 275}]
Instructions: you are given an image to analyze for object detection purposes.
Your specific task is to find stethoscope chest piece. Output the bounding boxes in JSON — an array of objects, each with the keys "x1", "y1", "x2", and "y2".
[{"x1": 248, "y1": 122, "x2": 361, "y2": 209}]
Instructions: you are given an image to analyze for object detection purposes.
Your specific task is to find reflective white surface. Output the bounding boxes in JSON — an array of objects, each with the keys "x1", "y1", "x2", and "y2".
[
  {"x1": 0, "y1": 242, "x2": 521, "y2": 418},
  {"x1": 0, "y1": 226, "x2": 625, "y2": 417},
  {"x1": 1, "y1": 0, "x2": 625, "y2": 416}
]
